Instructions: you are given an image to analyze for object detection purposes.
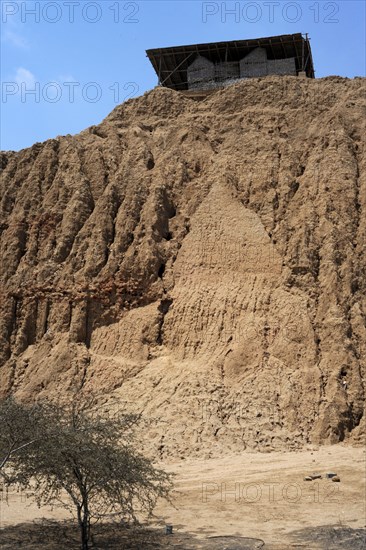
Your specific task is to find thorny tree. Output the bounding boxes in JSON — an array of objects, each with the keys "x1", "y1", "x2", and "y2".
[
  {"x1": 15, "y1": 399, "x2": 173, "y2": 550},
  {"x1": 0, "y1": 398, "x2": 42, "y2": 483}
]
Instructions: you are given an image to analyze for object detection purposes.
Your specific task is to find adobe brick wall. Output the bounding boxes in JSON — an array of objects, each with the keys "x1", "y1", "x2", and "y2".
[{"x1": 187, "y1": 47, "x2": 297, "y2": 90}]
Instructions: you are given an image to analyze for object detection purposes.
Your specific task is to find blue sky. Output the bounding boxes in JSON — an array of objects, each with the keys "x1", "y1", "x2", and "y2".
[{"x1": 1, "y1": 0, "x2": 365, "y2": 151}]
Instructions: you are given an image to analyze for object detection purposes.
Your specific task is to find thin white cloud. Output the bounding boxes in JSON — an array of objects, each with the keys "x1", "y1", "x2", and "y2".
[
  {"x1": 56, "y1": 74, "x2": 77, "y2": 83},
  {"x1": 2, "y1": 29, "x2": 28, "y2": 49},
  {"x1": 2, "y1": 1, "x2": 30, "y2": 49},
  {"x1": 15, "y1": 67, "x2": 36, "y2": 88}
]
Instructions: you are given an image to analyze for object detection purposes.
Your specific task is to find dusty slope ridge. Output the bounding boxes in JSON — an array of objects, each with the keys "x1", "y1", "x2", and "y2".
[{"x1": 0, "y1": 76, "x2": 365, "y2": 456}]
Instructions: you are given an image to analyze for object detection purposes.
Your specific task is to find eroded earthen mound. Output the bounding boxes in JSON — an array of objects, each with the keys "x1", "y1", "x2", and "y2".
[{"x1": 1, "y1": 76, "x2": 365, "y2": 457}]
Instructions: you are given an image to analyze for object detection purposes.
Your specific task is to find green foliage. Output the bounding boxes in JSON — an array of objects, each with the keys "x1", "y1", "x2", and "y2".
[
  {"x1": 11, "y1": 398, "x2": 172, "y2": 550},
  {"x1": 0, "y1": 398, "x2": 42, "y2": 481}
]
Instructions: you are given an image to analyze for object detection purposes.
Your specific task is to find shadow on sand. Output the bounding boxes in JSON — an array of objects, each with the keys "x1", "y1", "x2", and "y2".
[
  {"x1": 0, "y1": 520, "x2": 265, "y2": 549},
  {"x1": 1, "y1": 520, "x2": 364, "y2": 549},
  {"x1": 289, "y1": 524, "x2": 366, "y2": 549}
]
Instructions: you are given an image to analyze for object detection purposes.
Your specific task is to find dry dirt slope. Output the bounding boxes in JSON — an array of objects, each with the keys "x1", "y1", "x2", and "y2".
[{"x1": 0, "y1": 76, "x2": 365, "y2": 457}]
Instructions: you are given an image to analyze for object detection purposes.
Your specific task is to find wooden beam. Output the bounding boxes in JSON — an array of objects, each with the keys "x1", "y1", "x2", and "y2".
[{"x1": 160, "y1": 53, "x2": 194, "y2": 87}]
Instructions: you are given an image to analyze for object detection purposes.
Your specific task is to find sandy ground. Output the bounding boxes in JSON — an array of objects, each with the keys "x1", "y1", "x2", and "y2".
[
  {"x1": 1, "y1": 445, "x2": 365, "y2": 549},
  {"x1": 156, "y1": 444, "x2": 366, "y2": 548}
]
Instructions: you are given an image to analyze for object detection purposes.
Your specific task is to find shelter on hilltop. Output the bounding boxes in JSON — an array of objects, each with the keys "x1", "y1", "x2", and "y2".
[{"x1": 146, "y1": 33, "x2": 315, "y2": 92}]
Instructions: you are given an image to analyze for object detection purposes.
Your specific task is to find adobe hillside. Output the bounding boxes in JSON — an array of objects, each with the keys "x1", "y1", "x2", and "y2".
[{"x1": 0, "y1": 76, "x2": 365, "y2": 457}]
